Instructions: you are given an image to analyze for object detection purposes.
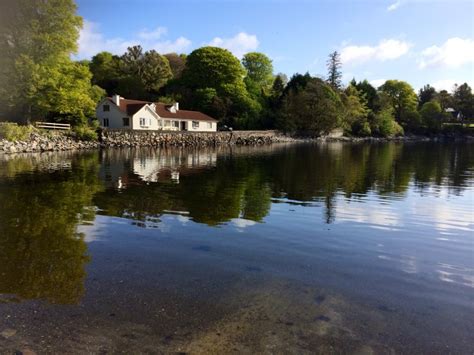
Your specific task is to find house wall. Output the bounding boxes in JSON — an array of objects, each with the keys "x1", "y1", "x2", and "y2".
[
  {"x1": 161, "y1": 118, "x2": 217, "y2": 132},
  {"x1": 131, "y1": 106, "x2": 160, "y2": 130},
  {"x1": 96, "y1": 99, "x2": 131, "y2": 129}
]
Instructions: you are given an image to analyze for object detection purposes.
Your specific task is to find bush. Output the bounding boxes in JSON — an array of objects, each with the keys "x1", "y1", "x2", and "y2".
[
  {"x1": 372, "y1": 109, "x2": 404, "y2": 137},
  {"x1": 0, "y1": 122, "x2": 36, "y2": 141},
  {"x1": 72, "y1": 125, "x2": 98, "y2": 141}
]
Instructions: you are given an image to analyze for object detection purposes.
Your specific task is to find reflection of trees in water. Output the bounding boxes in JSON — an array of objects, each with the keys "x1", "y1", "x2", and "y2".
[
  {"x1": 1, "y1": 143, "x2": 470, "y2": 304},
  {"x1": 95, "y1": 142, "x2": 473, "y2": 226},
  {"x1": 0, "y1": 153, "x2": 102, "y2": 304}
]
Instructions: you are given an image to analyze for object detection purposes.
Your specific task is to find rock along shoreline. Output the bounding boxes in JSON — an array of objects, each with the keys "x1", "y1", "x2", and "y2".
[{"x1": 1, "y1": 129, "x2": 472, "y2": 154}]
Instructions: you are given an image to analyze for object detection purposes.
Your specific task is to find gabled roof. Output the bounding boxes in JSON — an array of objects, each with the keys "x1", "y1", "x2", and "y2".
[{"x1": 107, "y1": 97, "x2": 218, "y2": 122}]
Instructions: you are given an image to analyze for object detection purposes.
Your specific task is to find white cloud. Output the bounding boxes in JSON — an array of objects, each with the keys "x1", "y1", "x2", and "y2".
[
  {"x1": 151, "y1": 37, "x2": 192, "y2": 54},
  {"x1": 341, "y1": 39, "x2": 411, "y2": 64},
  {"x1": 418, "y1": 37, "x2": 474, "y2": 69},
  {"x1": 387, "y1": 0, "x2": 401, "y2": 11},
  {"x1": 77, "y1": 20, "x2": 135, "y2": 58},
  {"x1": 77, "y1": 20, "x2": 191, "y2": 59},
  {"x1": 138, "y1": 27, "x2": 167, "y2": 41},
  {"x1": 208, "y1": 32, "x2": 259, "y2": 58},
  {"x1": 370, "y1": 79, "x2": 386, "y2": 88}
]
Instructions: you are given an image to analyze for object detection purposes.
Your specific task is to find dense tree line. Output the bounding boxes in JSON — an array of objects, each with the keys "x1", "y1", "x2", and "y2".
[{"x1": 1, "y1": 0, "x2": 473, "y2": 137}]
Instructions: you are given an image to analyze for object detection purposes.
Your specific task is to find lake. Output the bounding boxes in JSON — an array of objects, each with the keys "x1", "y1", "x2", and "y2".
[{"x1": 0, "y1": 142, "x2": 473, "y2": 353}]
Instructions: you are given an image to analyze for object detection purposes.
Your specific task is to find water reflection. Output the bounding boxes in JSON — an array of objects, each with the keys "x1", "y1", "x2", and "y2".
[
  {"x1": 94, "y1": 142, "x2": 473, "y2": 226},
  {"x1": 0, "y1": 152, "x2": 103, "y2": 304},
  {"x1": 0, "y1": 142, "x2": 472, "y2": 304}
]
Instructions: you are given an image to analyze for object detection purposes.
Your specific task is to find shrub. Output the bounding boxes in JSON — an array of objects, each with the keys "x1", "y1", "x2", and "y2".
[
  {"x1": 372, "y1": 109, "x2": 404, "y2": 137},
  {"x1": 72, "y1": 125, "x2": 98, "y2": 141},
  {"x1": 0, "y1": 122, "x2": 36, "y2": 141}
]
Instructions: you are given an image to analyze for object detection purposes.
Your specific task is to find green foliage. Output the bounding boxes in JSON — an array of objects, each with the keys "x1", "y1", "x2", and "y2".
[
  {"x1": 0, "y1": 123, "x2": 36, "y2": 141},
  {"x1": 179, "y1": 46, "x2": 257, "y2": 126},
  {"x1": 72, "y1": 124, "x2": 98, "y2": 141},
  {"x1": 453, "y1": 83, "x2": 474, "y2": 119},
  {"x1": 379, "y1": 80, "x2": 418, "y2": 128},
  {"x1": 0, "y1": 0, "x2": 103, "y2": 126},
  {"x1": 242, "y1": 52, "x2": 274, "y2": 95},
  {"x1": 420, "y1": 100, "x2": 444, "y2": 131},
  {"x1": 351, "y1": 79, "x2": 379, "y2": 111},
  {"x1": 342, "y1": 85, "x2": 370, "y2": 135},
  {"x1": 164, "y1": 53, "x2": 186, "y2": 79},
  {"x1": 279, "y1": 78, "x2": 344, "y2": 135},
  {"x1": 121, "y1": 46, "x2": 172, "y2": 98},
  {"x1": 372, "y1": 108, "x2": 404, "y2": 137},
  {"x1": 436, "y1": 90, "x2": 454, "y2": 110},
  {"x1": 183, "y1": 46, "x2": 246, "y2": 91},
  {"x1": 418, "y1": 84, "x2": 437, "y2": 109},
  {"x1": 89, "y1": 51, "x2": 122, "y2": 94}
]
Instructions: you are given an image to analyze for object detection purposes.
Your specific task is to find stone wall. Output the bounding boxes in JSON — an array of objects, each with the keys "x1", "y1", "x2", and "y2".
[
  {"x1": 0, "y1": 132, "x2": 99, "y2": 154},
  {"x1": 100, "y1": 129, "x2": 294, "y2": 147}
]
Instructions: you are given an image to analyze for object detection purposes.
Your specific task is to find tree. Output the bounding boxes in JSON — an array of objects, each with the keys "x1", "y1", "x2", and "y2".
[
  {"x1": 35, "y1": 59, "x2": 105, "y2": 125},
  {"x1": 181, "y1": 46, "x2": 255, "y2": 125},
  {"x1": 342, "y1": 85, "x2": 370, "y2": 135},
  {"x1": 242, "y1": 52, "x2": 274, "y2": 95},
  {"x1": 326, "y1": 51, "x2": 342, "y2": 91},
  {"x1": 453, "y1": 83, "x2": 474, "y2": 119},
  {"x1": 372, "y1": 108, "x2": 404, "y2": 137},
  {"x1": 379, "y1": 80, "x2": 419, "y2": 129},
  {"x1": 436, "y1": 90, "x2": 454, "y2": 110},
  {"x1": 418, "y1": 84, "x2": 437, "y2": 109},
  {"x1": 0, "y1": 0, "x2": 94, "y2": 124},
  {"x1": 352, "y1": 79, "x2": 379, "y2": 112},
  {"x1": 279, "y1": 77, "x2": 344, "y2": 135},
  {"x1": 141, "y1": 50, "x2": 172, "y2": 94},
  {"x1": 164, "y1": 53, "x2": 186, "y2": 79},
  {"x1": 419, "y1": 100, "x2": 444, "y2": 131},
  {"x1": 89, "y1": 51, "x2": 121, "y2": 95},
  {"x1": 119, "y1": 46, "x2": 172, "y2": 99},
  {"x1": 183, "y1": 46, "x2": 246, "y2": 92}
]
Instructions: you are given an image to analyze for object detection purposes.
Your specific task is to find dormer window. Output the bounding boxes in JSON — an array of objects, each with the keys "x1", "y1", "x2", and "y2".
[{"x1": 103, "y1": 104, "x2": 110, "y2": 112}]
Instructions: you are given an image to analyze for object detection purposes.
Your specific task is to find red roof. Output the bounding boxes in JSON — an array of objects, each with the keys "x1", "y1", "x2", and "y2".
[{"x1": 107, "y1": 97, "x2": 217, "y2": 122}]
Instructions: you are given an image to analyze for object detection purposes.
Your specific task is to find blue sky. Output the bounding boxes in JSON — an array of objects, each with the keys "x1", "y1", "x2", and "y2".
[{"x1": 76, "y1": 0, "x2": 474, "y2": 92}]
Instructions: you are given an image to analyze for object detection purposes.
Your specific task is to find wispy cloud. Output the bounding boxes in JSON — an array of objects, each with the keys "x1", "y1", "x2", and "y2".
[
  {"x1": 77, "y1": 20, "x2": 191, "y2": 58},
  {"x1": 341, "y1": 39, "x2": 412, "y2": 64},
  {"x1": 418, "y1": 37, "x2": 474, "y2": 69},
  {"x1": 387, "y1": 0, "x2": 401, "y2": 11},
  {"x1": 208, "y1": 32, "x2": 259, "y2": 58}
]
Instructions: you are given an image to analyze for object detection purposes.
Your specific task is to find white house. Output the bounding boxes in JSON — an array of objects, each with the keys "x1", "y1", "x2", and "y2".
[{"x1": 96, "y1": 95, "x2": 218, "y2": 132}]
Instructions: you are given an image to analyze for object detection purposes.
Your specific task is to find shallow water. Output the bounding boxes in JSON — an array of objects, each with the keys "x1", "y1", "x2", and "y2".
[{"x1": 0, "y1": 142, "x2": 473, "y2": 353}]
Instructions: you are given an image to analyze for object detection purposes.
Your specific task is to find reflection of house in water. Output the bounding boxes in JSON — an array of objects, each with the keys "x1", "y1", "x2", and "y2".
[{"x1": 99, "y1": 148, "x2": 217, "y2": 188}]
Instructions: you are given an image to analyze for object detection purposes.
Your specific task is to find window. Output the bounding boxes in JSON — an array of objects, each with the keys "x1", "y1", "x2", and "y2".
[
  {"x1": 103, "y1": 104, "x2": 110, "y2": 112},
  {"x1": 192, "y1": 121, "x2": 199, "y2": 129},
  {"x1": 103, "y1": 118, "x2": 109, "y2": 127},
  {"x1": 140, "y1": 117, "x2": 150, "y2": 127},
  {"x1": 164, "y1": 120, "x2": 171, "y2": 127},
  {"x1": 207, "y1": 122, "x2": 212, "y2": 129},
  {"x1": 158, "y1": 120, "x2": 163, "y2": 128},
  {"x1": 122, "y1": 117, "x2": 130, "y2": 126},
  {"x1": 172, "y1": 121, "x2": 179, "y2": 128}
]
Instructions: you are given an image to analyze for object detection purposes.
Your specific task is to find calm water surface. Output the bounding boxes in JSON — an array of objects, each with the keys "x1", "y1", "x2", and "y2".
[{"x1": 0, "y1": 142, "x2": 473, "y2": 353}]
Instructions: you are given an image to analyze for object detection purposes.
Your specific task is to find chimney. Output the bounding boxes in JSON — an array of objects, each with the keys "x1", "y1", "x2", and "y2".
[
  {"x1": 174, "y1": 102, "x2": 179, "y2": 111},
  {"x1": 112, "y1": 94, "x2": 121, "y2": 106}
]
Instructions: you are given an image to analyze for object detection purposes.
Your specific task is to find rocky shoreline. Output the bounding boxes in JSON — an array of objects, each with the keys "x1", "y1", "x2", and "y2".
[
  {"x1": 1, "y1": 130, "x2": 472, "y2": 154},
  {"x1": 0, "y1": 133, "x2": 99, "y2": 154}
]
